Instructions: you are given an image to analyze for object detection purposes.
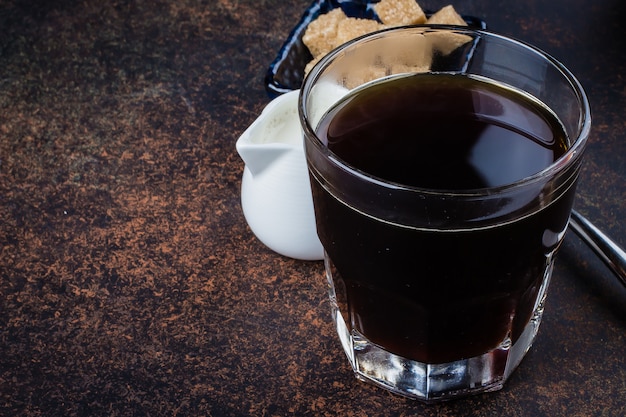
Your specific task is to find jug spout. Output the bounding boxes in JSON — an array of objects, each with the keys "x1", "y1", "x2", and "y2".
[
  {"x1": 236, "y1": 141, "x2": 294, "y2": 177},
  {"x1": 236, "y1": 89, "x2": 304, "y2": 177}
]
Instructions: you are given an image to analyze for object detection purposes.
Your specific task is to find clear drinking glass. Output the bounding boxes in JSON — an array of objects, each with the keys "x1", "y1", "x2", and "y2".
[{"x1": 299, "y1": 26, "x2": 590, "y2": 402}]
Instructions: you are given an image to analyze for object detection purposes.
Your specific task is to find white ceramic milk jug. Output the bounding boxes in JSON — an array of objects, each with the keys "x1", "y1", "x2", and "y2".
[{"x1": 236, "y1": 90, "x2": 324, "y2": 261}]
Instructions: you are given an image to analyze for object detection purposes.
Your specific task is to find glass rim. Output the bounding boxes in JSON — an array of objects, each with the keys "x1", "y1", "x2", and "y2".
[{"x1": 299, "y1": 25, "x2": 591, "y2": 197}]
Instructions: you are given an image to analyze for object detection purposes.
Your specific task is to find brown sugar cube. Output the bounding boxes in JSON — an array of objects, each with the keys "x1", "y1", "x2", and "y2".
[
  {"x1": 374, "y1": 0, "x2": 427, "y2": 26},
  {"x1": 343, "y1": 34, "x2": 433, "y2": 89},
  {"x1": 425, "y1": 30, "x2": 473, "y2": 55},
  {"x1": 390, "y1": 62, "x2": 430, "y2": 75},
  {"x1": 426, "y1": 5, "x2": 468, "y2": 26},
  {"x1": 335, "y1": 17, "x2": 386, "y2": 46},
  {"x1": 304, "y1": 55, "x2": 323, "y2": 76},
  {"x1": 343, "y1": 65, "x2": 388, "y2": 90},
  {"x1": 302, "y1": 8, "x2": 348, "y2": 57},
  {"x1": 384, "y1": 31, "x2": 433, "y2": 68},
  {"x1": 304, "y1": 17, "x2": 384, "y2": 78},
  {"x1": 424, "y1": 6, "x2": 472, "y2": 55}
]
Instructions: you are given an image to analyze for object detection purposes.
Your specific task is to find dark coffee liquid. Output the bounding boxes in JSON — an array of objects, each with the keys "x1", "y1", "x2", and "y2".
[
  {"x1": 318, "y1": 73, "x2": 568, "y2": 189},
  {"x1": 312, "y1": 74, "x2": 574, "y2": 364}
]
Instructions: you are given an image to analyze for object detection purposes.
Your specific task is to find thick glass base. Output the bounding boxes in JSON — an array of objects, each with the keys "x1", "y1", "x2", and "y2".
[{"x1": 326, "y1": 255, "x2": 552, "y2": 403}]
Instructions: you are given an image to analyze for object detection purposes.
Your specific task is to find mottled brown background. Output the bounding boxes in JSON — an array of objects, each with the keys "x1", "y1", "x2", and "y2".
[{"x1": 1, "y1": 0, "x2": 624, "y2": 416}]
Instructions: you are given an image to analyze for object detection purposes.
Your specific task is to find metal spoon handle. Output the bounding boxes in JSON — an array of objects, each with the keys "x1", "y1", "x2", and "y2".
[{"x1": 569, "y1": 210, "x2": 626, "y2": 288}]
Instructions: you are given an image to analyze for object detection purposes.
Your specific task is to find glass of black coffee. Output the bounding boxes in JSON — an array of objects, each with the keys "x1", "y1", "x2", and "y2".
[{"x1": 299, "y1": 26, "x2": 590, "y2": 402}]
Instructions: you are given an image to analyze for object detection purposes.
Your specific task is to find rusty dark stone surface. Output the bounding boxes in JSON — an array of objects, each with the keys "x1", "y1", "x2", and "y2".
[{"x1": 0, "y1": 0, "x2": 624, "y2": 415}]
